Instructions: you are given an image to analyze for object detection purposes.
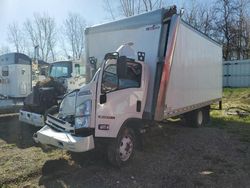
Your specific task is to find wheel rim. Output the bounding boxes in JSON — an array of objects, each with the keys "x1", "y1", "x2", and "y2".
[
  {"x1": 197, "y1": 110, "x2": 203, "y2": 125},
  {"x1": 119, "y1": 135, "x2": 133, "y2": 161}
]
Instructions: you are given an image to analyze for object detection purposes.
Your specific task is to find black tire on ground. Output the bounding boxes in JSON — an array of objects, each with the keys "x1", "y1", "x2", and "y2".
[
  {"x1": 107, "y1": 127, "x2": 136, "y2": 167},
  {"x1": 184, "y1": 107, "x2": 209, "y2": 128},
  {"x1": 203, "y1": 105, "x2": 211, "y2": 124}
]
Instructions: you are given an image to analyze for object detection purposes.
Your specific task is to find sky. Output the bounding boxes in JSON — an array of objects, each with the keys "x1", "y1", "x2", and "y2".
[{"x1": 0, "y1": 0, "x2": 186, "y2": 50}]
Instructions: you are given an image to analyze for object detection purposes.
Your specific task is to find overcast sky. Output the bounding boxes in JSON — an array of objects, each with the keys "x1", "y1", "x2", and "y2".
[{"x1": 0, "y1": 0, "x2": 186, "y2": 49}]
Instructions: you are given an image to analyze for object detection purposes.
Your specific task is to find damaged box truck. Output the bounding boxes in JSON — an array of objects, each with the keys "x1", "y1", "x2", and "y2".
[{"x1": 34, "y1": 6, "x2": 222, "y2": 166}]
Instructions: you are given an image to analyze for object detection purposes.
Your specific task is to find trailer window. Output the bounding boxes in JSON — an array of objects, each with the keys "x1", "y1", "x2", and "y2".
[
  {"x1": 74, "y1": 64, "x2": 86, "y2": 76},
  {"x1": 2, "y1": 66, "x2": 9, "y2": 76}
]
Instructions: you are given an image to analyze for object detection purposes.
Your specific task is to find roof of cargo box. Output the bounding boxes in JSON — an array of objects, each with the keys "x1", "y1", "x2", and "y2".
[
  {"x1": 85, "y1": 8, "x2": 167, "y2": 34},
  {"x1": 0, "y1": 53, "x2": 31, "y2": 65}
]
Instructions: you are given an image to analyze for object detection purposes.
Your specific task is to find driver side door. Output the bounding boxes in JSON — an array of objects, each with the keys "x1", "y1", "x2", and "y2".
[{"x1": 95, "y1": 60, "x2": 144, "y2": 138}]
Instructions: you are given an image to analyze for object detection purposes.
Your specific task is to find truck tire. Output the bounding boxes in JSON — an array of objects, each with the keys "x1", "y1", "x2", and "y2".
[
  {"x1": 107, "y1": 127, "x2": 136, "y2": 167},
  {"x1": 184, "y1": 108, "x2": 206, "y2": 128}
]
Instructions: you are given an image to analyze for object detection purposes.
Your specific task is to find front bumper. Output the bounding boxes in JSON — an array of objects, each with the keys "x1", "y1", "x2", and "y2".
[
  {"x1": 34, "y1": 125, "x2": 95, "y2": 152},
  {"x1": 19, "y1": 110, "x2": 44, "y2": 127}
]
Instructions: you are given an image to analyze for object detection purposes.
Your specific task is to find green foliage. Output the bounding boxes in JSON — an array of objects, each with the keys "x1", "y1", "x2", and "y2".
[{"x1": 210, "y1": 88, "x2": 250, "y2": 142}]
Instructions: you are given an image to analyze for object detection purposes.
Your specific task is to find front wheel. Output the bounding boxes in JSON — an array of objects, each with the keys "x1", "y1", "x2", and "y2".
[{"x1": 107, "y1": 127, "x2": 136, "y2": 167}]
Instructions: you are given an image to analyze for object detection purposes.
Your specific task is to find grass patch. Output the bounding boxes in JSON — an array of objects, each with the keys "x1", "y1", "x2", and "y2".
[
  {"x1": 0, "y1": 144, "x2": 68, "y2": 187},
  {"x1": 210, "y1": 88, "x2": 250, "y2": 142}
]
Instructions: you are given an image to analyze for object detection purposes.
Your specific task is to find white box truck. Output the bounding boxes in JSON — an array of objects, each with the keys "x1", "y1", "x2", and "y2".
[{"x1": 34, "y1": 6, "x2": 222, "y2": 166}]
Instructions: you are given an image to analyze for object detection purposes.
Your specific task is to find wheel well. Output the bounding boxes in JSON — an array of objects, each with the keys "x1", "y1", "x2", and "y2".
[
  {"x1": 120, "y1": 118, "x2": 146, "y2": 150},
  {"x1": 121, "y1": 118, "x2": 145, "y2": 132}
]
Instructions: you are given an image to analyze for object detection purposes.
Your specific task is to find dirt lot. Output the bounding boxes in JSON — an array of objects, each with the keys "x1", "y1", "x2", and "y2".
[{"x1": 0, "y1": 89, "x2": 250, "y2": 188}]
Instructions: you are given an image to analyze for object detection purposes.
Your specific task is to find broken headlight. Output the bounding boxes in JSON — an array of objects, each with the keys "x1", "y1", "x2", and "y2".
[{"x1": 75, "y1": 100, "x2": 91, "y2": 129}]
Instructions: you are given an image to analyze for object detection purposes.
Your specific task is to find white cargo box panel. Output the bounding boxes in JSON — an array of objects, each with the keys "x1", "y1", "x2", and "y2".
[
  {"x1": 0, "y1": 53, "x2": 32, "y2": 98},
  {"x1": 164, "y1": 21, "x2": 222, "y2": 117},
  {"x1": 85, "y1": 9, "x2": 164, "y2": 114}
]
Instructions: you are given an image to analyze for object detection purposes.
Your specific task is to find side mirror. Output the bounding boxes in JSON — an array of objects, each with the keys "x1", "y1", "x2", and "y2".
[
  {"x1": 117, "y1": 56, "x2": 127, "y2": 79},
  {"x1": 104, "y1": 52, "x2": 119, "y2": 61},
  {"x1": 100, "y1": 93, "x2": 107, "y2": 104}
]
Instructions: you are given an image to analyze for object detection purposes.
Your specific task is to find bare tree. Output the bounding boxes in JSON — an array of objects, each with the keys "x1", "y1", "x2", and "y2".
[
  {"x1": 7, "y1": 22, "x2": 26, "y2": 53},
  {"x1": 24, "y1": 13, "x2": 57, "y2": 62},
  {"x1": 104, "y1": 0, "x2": 167, "y2": 18},
  {"x1": 213, "y1": 0, "x2": 239, "y2": 60},
  {"x1": 183, "y1": 1, "x2": 216, "y2": 36},
  {"x1": 0, "y1": 45, "x2": 10, "y2": 55},
  {"x1": 62, "y1": 13, "x2": 86, "y2": 60},
  {"x1": 103, "y1": 0, "x2": 116, "y2": 20},
  {"x1": 233, "y1": 0, "x2": 250, "y2": 59},
  {"x1": 184, "y1": 0, "x2": 250, "y2": 60}
]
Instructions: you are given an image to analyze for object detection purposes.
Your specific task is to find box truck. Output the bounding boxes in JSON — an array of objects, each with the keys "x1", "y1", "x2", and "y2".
[
  {"x1": 19, "y1": 60, "x2": 88, "y2": 127},
  {"x1": 33, "y1": 6, "x2": 222, "y2": 166}
]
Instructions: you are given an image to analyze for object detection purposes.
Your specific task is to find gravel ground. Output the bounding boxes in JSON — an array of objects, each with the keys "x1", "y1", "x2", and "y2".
[{"x1": 1, "y1": 117, "x2": 250, "y2": 188}]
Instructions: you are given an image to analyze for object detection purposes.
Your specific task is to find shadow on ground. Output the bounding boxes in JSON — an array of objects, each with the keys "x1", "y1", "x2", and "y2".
[{"x1": 0, "y1": 116, "x2": 39, "y2": 148}]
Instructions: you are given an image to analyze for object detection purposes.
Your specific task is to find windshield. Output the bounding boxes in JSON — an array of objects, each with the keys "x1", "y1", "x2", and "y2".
[{"x1": 49, "y1": 61, "x2": 72, "y2": 78}]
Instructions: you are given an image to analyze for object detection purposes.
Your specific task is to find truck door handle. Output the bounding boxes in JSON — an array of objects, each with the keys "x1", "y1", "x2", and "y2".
[
  {"x1": 136, "y1": 101, "x2": 141, "y2": 112},
  {"x1": 100, "y1": 94, "x2": 107, "y2": 104}
]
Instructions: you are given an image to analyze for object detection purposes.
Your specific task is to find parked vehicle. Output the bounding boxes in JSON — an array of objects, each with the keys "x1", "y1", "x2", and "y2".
[
  {"x1": 19, "y1": 60, "x2": 87, "y2": 127},
  {"x1": 0, "y1": 53, "x2": 32, "y2": 113},
  {"x1": 34, "y1": 6, "x2": 222, "y2": 166}
]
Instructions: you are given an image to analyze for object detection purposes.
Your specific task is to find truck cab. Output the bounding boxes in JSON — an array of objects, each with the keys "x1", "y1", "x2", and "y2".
[
  {"x1": 49, "y1": 60, "x2": 86, "y2": 91},
  {"x1": 19, "y1": 60, "x2": 87, "y2": 127},
  {"x1": 34, "y1": 44, "x2": 149, "y2": 166}
]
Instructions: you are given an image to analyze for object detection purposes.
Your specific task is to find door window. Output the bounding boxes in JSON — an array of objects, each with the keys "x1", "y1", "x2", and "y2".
[{"x1": 101, "y1": 61, "x2": 142, "y2": 93}]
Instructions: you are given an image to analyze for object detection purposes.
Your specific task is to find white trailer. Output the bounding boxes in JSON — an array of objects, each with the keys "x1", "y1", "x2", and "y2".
[
  {"x1": 34, "y1": 6, "x2": 222, "y2": 166},
  {"x1": 0, "y1": 53, "x2": 32, "y2": 113}
]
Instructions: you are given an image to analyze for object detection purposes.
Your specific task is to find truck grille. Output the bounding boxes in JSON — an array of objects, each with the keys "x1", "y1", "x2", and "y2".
[{"x1": 46, "y1": 114, "x2": 74, "y2": 133}]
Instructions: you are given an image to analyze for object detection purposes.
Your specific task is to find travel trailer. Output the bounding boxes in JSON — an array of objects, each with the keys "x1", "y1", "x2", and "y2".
[{"x1": 0, "y1": 53, "x2": 32, "y2": 113}]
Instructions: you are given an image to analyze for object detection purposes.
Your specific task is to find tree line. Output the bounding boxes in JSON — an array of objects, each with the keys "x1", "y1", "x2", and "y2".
[
  {"x1": 1, "y1": 12, "x2": 86, "y2": 62},
  {"x1": 104, "y1": 0, "x2": 250, "y2": 60},
  {"x1": 1, "y1": 0, "x2": 250, "y2": 61}
]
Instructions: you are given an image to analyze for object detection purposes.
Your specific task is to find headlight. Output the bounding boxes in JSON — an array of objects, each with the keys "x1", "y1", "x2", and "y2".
[
  {"x1": 75, "y1": 100, "x2": 91, "y2": 129},
  {"x1": 75, "y1": 116, "x2": 90, "y2": 129}
]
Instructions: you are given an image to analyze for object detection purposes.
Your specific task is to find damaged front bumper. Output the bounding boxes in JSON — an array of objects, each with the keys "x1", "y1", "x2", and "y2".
[
  {"x1": 33, "y1": 115, "x2": 95, "y2": 152},
  {"x1": 19, "y1": 110, "x2": 44, "y2": 127}
]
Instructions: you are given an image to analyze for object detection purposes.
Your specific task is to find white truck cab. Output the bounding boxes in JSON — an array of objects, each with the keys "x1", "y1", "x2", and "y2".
[
  {"x1": 19, "y1": 60, "x2": 87, "y2": 127},
  {"x1": 49, "y1": 60, "x2": 86, "y2": 91},
  {"x1": 34, "y1": 44, "x2": 148, "y2": 154},
  {"x1": 34, "y1": 7, "x2": 222, "y2": 166}
]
